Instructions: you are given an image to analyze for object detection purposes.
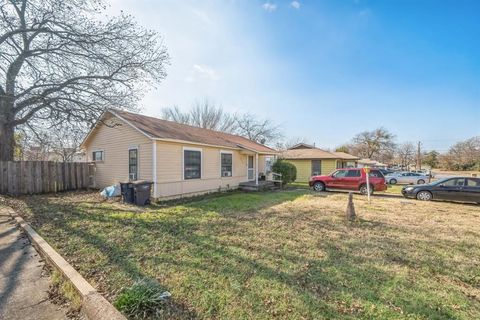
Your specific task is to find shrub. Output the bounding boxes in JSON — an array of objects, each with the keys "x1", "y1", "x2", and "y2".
[
  {"x1": 272, "y1": 160, "x2": 297, "y2": 185},
  {"x1": 114, "y1": 278, "x2": 171, "y2": 319}
]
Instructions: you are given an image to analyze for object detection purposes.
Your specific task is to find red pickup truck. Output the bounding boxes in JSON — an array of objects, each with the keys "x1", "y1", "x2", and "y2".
[{"x1": 309, "y1": 168, "x2": 387, "y2": 195}]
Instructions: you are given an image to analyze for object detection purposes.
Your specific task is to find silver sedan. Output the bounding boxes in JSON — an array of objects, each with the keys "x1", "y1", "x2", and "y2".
[{"x1": 385, "y1": 172, "x2": 429, "y2": 185}]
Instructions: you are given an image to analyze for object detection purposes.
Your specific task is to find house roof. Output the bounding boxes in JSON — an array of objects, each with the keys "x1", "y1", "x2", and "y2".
[
  {"x1": 281, "y1": 148, "x2": 359, "y2": 160},
  {"x1": 330, "y1": 152, "x2": 360, "y2": 160},
  {"x1": 85, "y1": 109, "x2": 277, "y2": 154}
]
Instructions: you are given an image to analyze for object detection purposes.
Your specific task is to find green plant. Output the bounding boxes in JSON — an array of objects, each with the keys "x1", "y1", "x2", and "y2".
[
  {"x1": 114, "y1": 278, "x2": 171, "y2": 319},
  {"x1": 272, "y1": 160, "x2": 297, "y2": 185}
]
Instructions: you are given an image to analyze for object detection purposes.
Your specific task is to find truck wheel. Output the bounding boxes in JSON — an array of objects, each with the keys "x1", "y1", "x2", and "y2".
[
  {"x1": 313, "y1": 182, "x2": 325, "y2": 192},
  {"x1": 359, "y1": 184, "x2": 374, "y2": 195},
  {"x1": 416, "y1": 191, "x2": 432, "y2": 201},
  {"x1": 389, "y1": 178, "x2": 397, "y2": 185}
]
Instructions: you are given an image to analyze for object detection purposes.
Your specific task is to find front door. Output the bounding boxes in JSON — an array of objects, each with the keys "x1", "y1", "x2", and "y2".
[{"x1": 247, "y1": 155, "x2": 255, "y2": 180}]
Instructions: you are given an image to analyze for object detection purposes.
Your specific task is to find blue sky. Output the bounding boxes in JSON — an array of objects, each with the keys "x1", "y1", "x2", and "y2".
[{"x1": 108, "y1": 0, "x2": 479, "y2": 151}]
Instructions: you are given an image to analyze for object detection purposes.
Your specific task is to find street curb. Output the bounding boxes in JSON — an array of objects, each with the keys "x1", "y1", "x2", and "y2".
[{"x1": 3, "y1": 207, "x2": 126, "y2": 320}]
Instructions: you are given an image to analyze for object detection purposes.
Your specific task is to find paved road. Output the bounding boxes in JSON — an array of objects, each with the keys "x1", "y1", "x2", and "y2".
[{"x1": 0, "y1": 208, "x2": 68, "y2": 320}]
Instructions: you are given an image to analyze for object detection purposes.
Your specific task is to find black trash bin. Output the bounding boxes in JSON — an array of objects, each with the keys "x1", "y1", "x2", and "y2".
[
  {"x1": 132, "y1": 181, "x2": 153, "y2": 206},
  {"x1": 120, "y1": 182, "x2": 134, "y2": 204}
]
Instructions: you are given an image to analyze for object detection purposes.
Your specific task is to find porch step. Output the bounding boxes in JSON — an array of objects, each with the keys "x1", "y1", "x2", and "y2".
[{"x1": 239, "y1": 181, "x2": 282, "y2": 191}]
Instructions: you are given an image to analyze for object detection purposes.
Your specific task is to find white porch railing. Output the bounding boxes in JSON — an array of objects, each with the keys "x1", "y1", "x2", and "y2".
[{"x1": 266, "y1": 172, "x2": 282, "y2": 183}]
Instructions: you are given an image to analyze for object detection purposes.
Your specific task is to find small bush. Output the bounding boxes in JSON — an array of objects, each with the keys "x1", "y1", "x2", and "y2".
[
  {"x1": 114, "y1": 279, "x2": 171, "y2": 319},
  {"x1": 272, "y1": 160, "x2": 297, "y2": 185}
]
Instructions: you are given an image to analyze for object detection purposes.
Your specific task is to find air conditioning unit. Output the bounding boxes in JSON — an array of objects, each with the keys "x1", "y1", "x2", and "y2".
[
  {"x1": 222, "y1": 171, "x2": 232, "y2": 177},
  {"x1": 129, "y1": 173, "x2": 137, "y2": 181}
]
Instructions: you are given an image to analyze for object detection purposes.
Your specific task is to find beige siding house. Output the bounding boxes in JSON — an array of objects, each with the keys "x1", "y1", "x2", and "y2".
[{"x1": 81, "y1": 110, "x2": 277, "y2": 200}]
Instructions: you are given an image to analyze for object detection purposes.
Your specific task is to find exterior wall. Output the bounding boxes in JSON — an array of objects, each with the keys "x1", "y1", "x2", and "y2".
[
  {"x1": 154, "y1": 141, "x2": 255, "y2": 199},
  {"x1": 84, "y1": 115, "x2": 153, "y2": 188},
  {"x1": 285, "y1": 159, "x2": 340, "y2": 182}
]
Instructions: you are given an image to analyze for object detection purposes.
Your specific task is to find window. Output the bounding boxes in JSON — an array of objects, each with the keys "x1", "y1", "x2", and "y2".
[
  {"x1": 184, "y1": 149, "x2": 201, "y2": 179},
  {"x1": 332, "y1": 170, "x2": 348, "y2": 178},
  {"x1": 311, "y1": 160, "x2": 321, "y2": 176},
  {"x1": 129, "y1": 149, "x2": 138, "y2": 180},
  {"x1": 345, "y1": 169, "x2": 361, "y2": 177},
  {"x1": 443, "y1": 178, "x2": 465, "y2": 187},
  {"x1": 369, "y1": 170, "x2": 383, "y2": 178},
  {"x1": 466, "y1": 178, "x2": 480, "y2": 187},
  {"x1": 221, "y1": 153, "x2": 233, "y2": 177},
  {"x1": 92, "y1": 150, "x2": 104, "y2": 161}
]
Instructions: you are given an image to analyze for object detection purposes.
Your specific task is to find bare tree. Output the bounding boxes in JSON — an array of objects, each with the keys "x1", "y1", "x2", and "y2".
[
  {"x1": 235, "y1": 113, "x2": 283, "y2": 144},
  {"x1": 350, "y1": 128, "x2": 396, "y2": 159},
  {"x1": 161, "y1": 99, "x2": 237, "y2": 133},
  {"x1": 161, "y1": 99, "x2": 282, "y2": 145},
  {"x1": 160, "y1": 105, "x2": 191, "y2": 124},
  {"x1": 396, "y1": 142, "x2": 415, "y2": 169},
  {"x1": 439, "y1": 136, "x2": 480, "y2": 170},
  {"x1": 0, "y1": 0, "x2": 169, "y2": 161}
]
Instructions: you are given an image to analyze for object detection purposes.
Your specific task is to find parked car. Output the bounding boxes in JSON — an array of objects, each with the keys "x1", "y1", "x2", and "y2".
[
  {"x1": 385, "y1": 172, "x2": 429, "y2": 185},
  {"x1": 309, "y1": 168, "x2": 387, "y2": 195},
  {"x1": 411, "y1": 169, "x2": 432, "y2": 177},
  {"x1": 379, "y1": 169, "x2": 395, "y2": 176},
  {"x1": 402, "y1": 177, "x2": 480, "y2": 204}
]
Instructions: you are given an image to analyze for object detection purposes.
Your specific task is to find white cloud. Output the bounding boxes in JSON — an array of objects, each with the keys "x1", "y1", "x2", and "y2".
[
  {"x1": 185, "y1": 64, "x2": 220, "y2": 82},
  {"x1": 262, "y1": 2, "x2": 277, "y2": 12},
  {"x1": 290, "y1": 1, "x2": 300, "y2": 9}
]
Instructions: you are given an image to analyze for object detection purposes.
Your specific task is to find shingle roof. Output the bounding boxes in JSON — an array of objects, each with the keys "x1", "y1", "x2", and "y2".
[
  {"x1": 111, "y1": 110, "x2": 277, "y2": 154},
  {"x1": 281, "y1": 148, "x2": 359, "y2": 160}
]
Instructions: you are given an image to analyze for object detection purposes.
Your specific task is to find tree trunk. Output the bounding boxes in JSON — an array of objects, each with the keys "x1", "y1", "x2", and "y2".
[{"x1": 0, "y1": 96, "x2": 15, "y2": 161}]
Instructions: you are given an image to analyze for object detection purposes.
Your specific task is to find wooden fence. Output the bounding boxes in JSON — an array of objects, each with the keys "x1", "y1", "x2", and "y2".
[{"x1": 0, "y1": 161, "x2": 95, "y2": 196}]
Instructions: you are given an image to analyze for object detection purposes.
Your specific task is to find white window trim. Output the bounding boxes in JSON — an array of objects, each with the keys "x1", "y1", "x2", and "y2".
[
  {"x1": 128, "y1": 146, "x2": 139, "y2": 180},
  {"x1": 220, "y1": 150, "x2": 233, "y2": 178},
  {"x1": 182, "y1": 147, "x2": 203, "y2": 180},
  {"x1": 92, "y1": 149, "x2": 105, "y2": 162}
]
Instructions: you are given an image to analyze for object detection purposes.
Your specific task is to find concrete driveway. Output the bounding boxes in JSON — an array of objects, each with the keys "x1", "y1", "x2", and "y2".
[{"x1": 0, "y1": 208, "x2": 68, "y2": 320}]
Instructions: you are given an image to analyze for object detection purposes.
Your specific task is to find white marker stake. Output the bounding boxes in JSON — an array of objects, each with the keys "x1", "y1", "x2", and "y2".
[{"x1": 364, "y1": 167, "x2": 371, "y2": 203}]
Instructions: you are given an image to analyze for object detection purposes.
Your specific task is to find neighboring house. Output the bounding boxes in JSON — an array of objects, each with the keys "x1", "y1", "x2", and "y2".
[
  {"x1": 80, "y1": 109, "x2": 278, "y2": 200},
  {"x1": 357, "y1": 159, "x2": 388, "y2": 169},
  {"x1": 281, "y1": 144, "x2": 359, "y2": 182}
]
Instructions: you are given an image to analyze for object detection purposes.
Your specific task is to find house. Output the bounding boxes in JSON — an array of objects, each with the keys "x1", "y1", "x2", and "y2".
[
  {"x1": 281, "y1": 143, "x2": 359, "y2": 182},
  {"x1": 357, "y1": 159, "x2": 388, "y2": 170},
  {"x1": 80, "y1": 110, "x2": 278, "y2": 200}
]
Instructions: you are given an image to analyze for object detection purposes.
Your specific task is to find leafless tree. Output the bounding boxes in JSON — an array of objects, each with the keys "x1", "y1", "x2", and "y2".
[
  {"x1": 439, "y1": 136, "x2": 480, "y2": 170},
  {"x1": 19, "y1": 122, "x2": 87, "y2": 161},
  {"x1": 234, "y1": 113, "x2": 283, "y2": 145},
  {"x1": 161, "y1": 99, "x2": 237, "y2": 133},
  {"x1": 161, "y1": 100, "x2": 283, "y2": 145},
  {"x1": 350, "y1": 128, "x2": 396, "y2": 160},
  {"x1": 160, "y1": 105, "x2": 191, "y2": 125},
  {"x1": 396, "y1": 142, "x2": 416, "y2": 169},
  {"x1": 0, "y1": 0, "x2": 169, "y2": 161}
]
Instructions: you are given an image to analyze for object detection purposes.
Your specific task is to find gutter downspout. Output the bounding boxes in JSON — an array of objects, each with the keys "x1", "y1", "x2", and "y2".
[
  {"x1": 255, "y1": 153, "x2": 259, "y2": 186},
  {"x1": 152, "y1": 141, "x2": 157, "y2": 199}
]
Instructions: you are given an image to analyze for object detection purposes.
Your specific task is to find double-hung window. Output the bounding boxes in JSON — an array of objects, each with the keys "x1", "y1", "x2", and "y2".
[
  {"x1": 221, "y1": 152, "x2": 233, "y2": 177},
  {"x1": 184, "y1": 149, "x2": 201, "y2": 179}
]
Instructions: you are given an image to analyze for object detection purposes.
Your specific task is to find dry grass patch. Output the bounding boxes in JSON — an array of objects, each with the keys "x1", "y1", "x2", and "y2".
[{"x1": 3, "y1": 190, "x2": 480, "y2": 319}]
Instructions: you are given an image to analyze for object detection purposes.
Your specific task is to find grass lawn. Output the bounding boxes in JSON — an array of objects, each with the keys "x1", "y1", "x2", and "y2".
[{"x1": 3, "y1": 190, "x2": 480, "y2": 319}]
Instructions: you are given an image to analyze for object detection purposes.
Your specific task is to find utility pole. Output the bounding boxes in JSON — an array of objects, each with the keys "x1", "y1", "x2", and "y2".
[{"x1": 417, "y1": 141, "x2": 422, "y2": 170}]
